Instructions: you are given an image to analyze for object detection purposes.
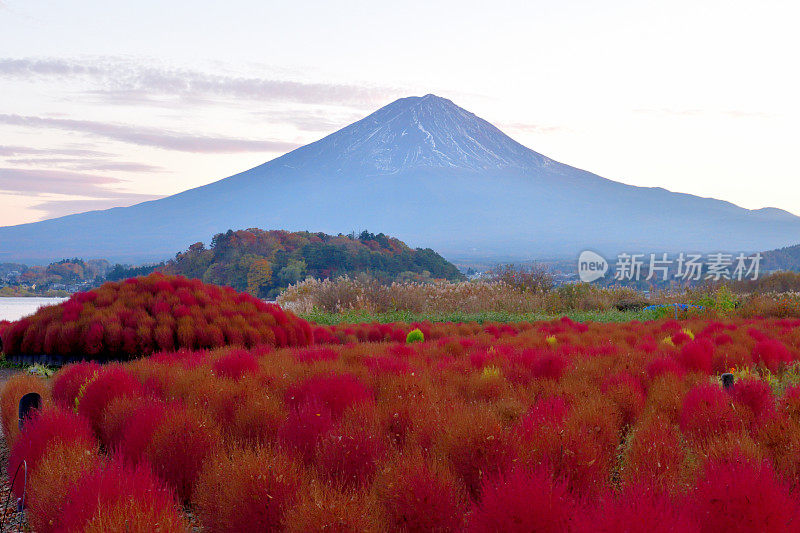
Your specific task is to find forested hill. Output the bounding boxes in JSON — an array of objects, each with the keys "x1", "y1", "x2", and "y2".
[
  {"x1": 761, "y1": 242, "x2": 800, "y2": 272},
  {"x1": 160, "y1": 229, "x2": 465, "y2": 297}
]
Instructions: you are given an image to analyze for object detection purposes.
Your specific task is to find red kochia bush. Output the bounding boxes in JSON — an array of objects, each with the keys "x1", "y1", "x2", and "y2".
[
  {"x1": 468, "y1": 467, "x2": 577, "y2": 533},
  {"x1": 144, "y1": 407, "x2": 222, "y2": 501},
  {"x1": 77, "y1": 366, "x2": 144, "y2": 438},
  {"x1": 0, "y1": 273, "x2": 312, "y2": 361},
  {"x1": 102, "y1": 397, "x2": 167, "y2": 464},
  {"x1": 753, "y1": 339, "x2": 794, "y2": 372},
  {"x1": 212, "y1": 349, "x2": 259, "y2": 379},
  {"x1": 316, "y1": 427, "x2": 386, "y2": 487},
  {"x1": 57, "y1": 459, "x2": 186, "y2": 532},
  {"x1": 195, "y1": 447, "x2": 301, "y2": 533},
  {"x1": 732, "y1": 378, "x2": 776, "y2": 424},
  {"x1": 603, "y1": 372, "x2": 645, "y2": 427},
  {"x1": 0, "y1": 319, "x2": 10, "y2": 342},
  {"x1": 679, "y1": 383, "x2": 740, "y2": 441},
  {"x1": 646, "y1": 356, "x2": 685, "y2": 380},
  {"x1": 579, "y1": 484, "x2": 698, "y2": 533},
  {"x1": 677, "y1": 338, "x2": 714, "y2": 373},
  {"x1": 365, "y1": 354, "x2": 411, "y2": 375},
  {"x1": 284, "y1": 373, "x2": 373, "y2": 419},
  {"x1": 621, "y1": 417, "x2": 687, "y2": 494},
  {"x1": 689, "y1": 456, "x2": 800, "y2": 532},
  {"x1": 505, "y1": 348, "x2": 568, "y2": 384},
  {"x1": 292, "y1": 346, "x2": 339, "y2": 363},
  {"x1": 278, "y1": 400, "x2": 335, "y2": 463},
  {"x1": 380, "y1": 460, "x2": 468, "y2": 532},
  {"x1": 783, "y1": 384, "x2": 800, "y2": 421},
  {"x1": 26, "y1": 444, "x2": 100, "y2": 533},
  {"x1": 51, "y1": 361, "x2": 101, "y2": 409},
  {"x1": 8, "y1": 407, "x2": 96, "y2": 499}
]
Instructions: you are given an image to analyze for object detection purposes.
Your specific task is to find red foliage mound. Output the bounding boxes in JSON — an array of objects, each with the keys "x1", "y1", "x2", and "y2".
[
  {"x1": 468, "y1": 467, "x2": 578, "y2": 533},
  {"x1": 380, "y1": 459, "x2": 468, "y2": 532},
  {"x1": 77, "y1": 365, "x2": 144, "y2": 438},
  {"x1": 195, "y1": 448, "x2": 301, "y2": 532},
  {"x1": 212, "y1": 349, "x2": 259, "y2": 379},
  {"x1": 8, "y1": 407, "x2": 96, "y2": 499},
  {"x1": 284, "y1": 372, "x2": 373, "y2": 419},
  {"x1": 677, "y1": 338, "x2": 714, "y2": 373},
  {"x1": 753, "y1": 339, "x2": 794, "y2": 372},
  {"x1": 580, "y1": 484, "x2": 698, "y2": 533},
  {"x1": 0, "y1": 273, "x2": 312, "y2": 360},
  {"x1": 689, "y1": 456, "x2": 800, "y2": 532},
  {"x1": 51, "y1": 361, "x2": 101, "y2": 410},
  {"x1": 316, "y1": 426, "x2": 386, "y2": 488},
  {"x1": 101, "y1": 396, "x2": 167, "y2": 464},
  {"x1": 646, "y1": 356, "x2": 685, "y2": 380},
  {"x1": 58, "y1": 459, "x2": 187, "y2": 532},
  {"x1": 679, "y1": 383, "x2": 740, "y2": 441},
  {"x1": 732, "y1": 378, "x2": 776, "y2": 424},
  {"x1": 142, "y1": 406, "x2": 223, "y2": 501},
  {"x1": 278, "y1": 400, "x2": 335, "y2": 463}
]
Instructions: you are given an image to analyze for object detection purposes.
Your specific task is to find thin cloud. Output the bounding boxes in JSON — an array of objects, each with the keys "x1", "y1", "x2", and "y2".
[
  {"x1": 635, "y1": 108, "x2": 772, "y2": 119},
  {"x1": 0, "y1": 57, "x2": 398, "y2": 107},
  {"x1": 0, "y1": 113, "x2": 300, "y2": 153},
  {"x1": 252, "y1": 108, "x2": 364, "y2": 132},
  {"x1": 31, "y1": 195, "x2": 163, "y2": 220},
  {"x1": 0, "y1": 58, "x2": 105, "y2": 77},
  {"x1": 0, "y1": 167, "x2": 163, "y2": 220},
  {"x1": 723, "y1": 110, "x2": 772, "y2": 119},
  {"x1": 501, "y1": 122, "x2": 565, "y2": 134},
  {"x1": 0, "y1": 167, "x2": 127, "y2": 197},
  {"x1": 6, "y1": 158, "x2": 164, "y2": 172},
  {"x1": 0, "y1": 145, "x2": 112, "y2": 157}
]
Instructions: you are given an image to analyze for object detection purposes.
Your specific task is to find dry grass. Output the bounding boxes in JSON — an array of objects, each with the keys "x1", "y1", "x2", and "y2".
[
  {"x1": 279, "y1": 277, "x2": 800, "y2": 320},
  {"x1": 278, "y1": 277, "x2": 648, "y2": 315}
]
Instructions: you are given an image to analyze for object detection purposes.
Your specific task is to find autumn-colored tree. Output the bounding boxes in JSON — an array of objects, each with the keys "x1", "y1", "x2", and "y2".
[
  {"x1": 160, "y1": 229, "x2": 463, "y2": 297},
  {"x1": 246, "y1": 258, "x2": 272, "y2": 297}
]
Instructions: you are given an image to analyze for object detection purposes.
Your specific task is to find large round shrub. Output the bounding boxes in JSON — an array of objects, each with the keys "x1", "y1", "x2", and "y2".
[{"x1": 0, "y1": 273, "x2": 313, "y2": 361}]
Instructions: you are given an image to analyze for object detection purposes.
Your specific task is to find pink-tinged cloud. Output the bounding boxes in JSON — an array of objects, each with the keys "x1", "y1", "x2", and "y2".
[
  {"x1": 6, "y1": 158, "x2": 163, "y2": 172},
  {"x1": 0, "y1": 114, "x2": 300, "y2": 153},
  {"x1": 31, "y1": 195, "x2": 163, "y2": 220},
  {"x1": 0, "y1": 167, "x2": 127, "y2": 197},
  {"x1": 0, "y1": 145, "x2": 112, "y2": 157}
]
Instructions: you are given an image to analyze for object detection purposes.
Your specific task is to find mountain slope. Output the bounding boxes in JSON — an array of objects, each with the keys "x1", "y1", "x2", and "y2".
[{"x1": 2, "y1": 94, "x2": 799, "y2": 263}]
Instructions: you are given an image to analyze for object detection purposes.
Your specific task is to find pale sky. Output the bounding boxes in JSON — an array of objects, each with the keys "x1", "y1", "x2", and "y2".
[{"x1": 1, "y1": 0, "x2": 798, "y2": 226}]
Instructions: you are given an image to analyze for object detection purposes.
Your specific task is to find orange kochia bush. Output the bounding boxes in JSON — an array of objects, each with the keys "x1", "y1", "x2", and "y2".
[{"x1": 0, "y1": 273, "x2": 313, "y2": 360}]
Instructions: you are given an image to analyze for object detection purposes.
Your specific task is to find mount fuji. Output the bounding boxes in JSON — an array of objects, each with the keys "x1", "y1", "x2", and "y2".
[{"x1": 2, "y1": 94, "x2": 799, "y2": 264}]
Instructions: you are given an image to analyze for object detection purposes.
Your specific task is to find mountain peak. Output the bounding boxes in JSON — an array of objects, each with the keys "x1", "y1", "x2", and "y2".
[{"x1": 285, "y1": 94, "x2": 548, "y2": 174}]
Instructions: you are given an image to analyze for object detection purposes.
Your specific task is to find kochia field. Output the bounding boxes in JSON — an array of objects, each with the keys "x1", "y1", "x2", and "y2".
[{"x1": 5, "y1": 312, "x2": 800, "y2": 531}]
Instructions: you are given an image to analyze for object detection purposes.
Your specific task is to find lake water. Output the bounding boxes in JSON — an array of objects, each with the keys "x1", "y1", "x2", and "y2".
[{"x1": 0, "y1": 297, "x2": 67, "y2": 321}]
